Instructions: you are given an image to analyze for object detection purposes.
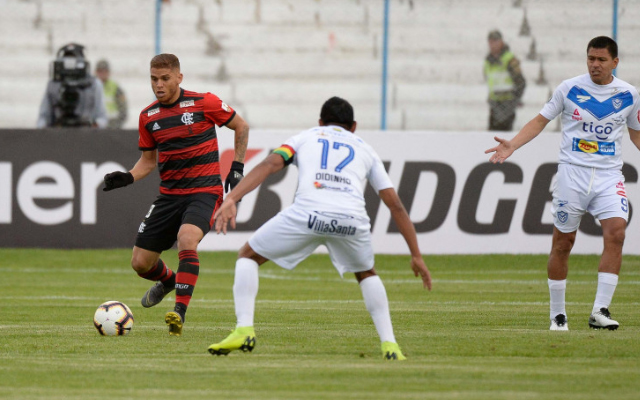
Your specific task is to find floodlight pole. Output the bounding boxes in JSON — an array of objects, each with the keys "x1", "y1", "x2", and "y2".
[
  {"x1": 612, "y1": 0, "x2": 618, "y2": 76},
  {"x1": 155, "y1": 0, "x2": 162, "y2": 55},
  {"x1": 380, "y1": 0, "x2": 390, "y2": 130}
]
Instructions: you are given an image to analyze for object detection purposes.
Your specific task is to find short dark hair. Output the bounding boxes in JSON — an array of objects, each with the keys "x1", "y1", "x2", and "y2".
[
  {"x1": 320, "y1": 97, "x2": 354, "y2": 127},
  {"x1": 587, "y1": 36, "x2": 618, "y2": 59},
  {"x1": 150, "y1": 53, "x2": 180, "y2": 70}
]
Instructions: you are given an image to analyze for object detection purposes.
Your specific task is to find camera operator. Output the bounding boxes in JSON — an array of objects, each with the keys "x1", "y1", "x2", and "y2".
[{"x1": 37, "y1": 43, "x2": 108, "y2": 128}]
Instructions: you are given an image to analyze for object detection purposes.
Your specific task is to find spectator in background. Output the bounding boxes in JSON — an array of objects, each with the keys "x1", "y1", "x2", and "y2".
[
  {"x1": 483, "y1": 30, "x2": 526, "y2": 131},
  {"x1": 37, "y1": 43, "x2": 108, "y2": 128},
  {"x1": 95, "y1": 59, "x2": 128, "y2": 129}
]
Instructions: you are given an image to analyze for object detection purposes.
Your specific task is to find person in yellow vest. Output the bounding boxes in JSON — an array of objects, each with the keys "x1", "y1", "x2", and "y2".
[
  {"x1": 96, "y1": 59, "x2": 128, "y2": 129},
  {"x1": 484, "y1": 30, "x2": 526, "y2": 131}
]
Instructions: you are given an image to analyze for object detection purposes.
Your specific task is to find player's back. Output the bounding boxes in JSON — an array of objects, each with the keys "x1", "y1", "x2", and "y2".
[{"x1": 286, "y1": 125, "x2": 391, "y2": 219}]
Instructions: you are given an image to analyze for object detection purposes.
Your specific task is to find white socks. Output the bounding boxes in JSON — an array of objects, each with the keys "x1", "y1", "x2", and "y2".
[
  {"x1": 548, "y1": 279, "x2": 567, "y2": 320},
  {"x1": 360, "y1": 275, "x2": 395, "y2": 343},
  {"x1": 234, "y1": 258, "x2": 259, "y2": 328},
  {"x1": 549, "y1": 273, "x2": 619, "y2": 319},
  {"x1": 593, "y1": 272, "x2": 618, "y2": 314}
]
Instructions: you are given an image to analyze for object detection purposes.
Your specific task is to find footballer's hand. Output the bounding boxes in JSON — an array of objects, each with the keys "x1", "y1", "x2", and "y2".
[
  {"x1": 411, "y1": 255, "x2": 432, "y2": 291},
  {"x1": 224, "y1": 161, "x2": 244, "y2": 193},
  {"x1": 103, "y1": 171, "x2": 134, "y2": 192},
  {"x1": 214, "y1": 199, "x2": 237, "y2": 235},
  {"x1": 485, "y1": 136, "x2": 515, "y2": 164}
]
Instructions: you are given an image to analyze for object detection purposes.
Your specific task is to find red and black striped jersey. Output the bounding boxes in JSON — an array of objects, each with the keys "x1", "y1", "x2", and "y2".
[{"x1": 138, "y1": 89, "x2": 236, "y2": 196}]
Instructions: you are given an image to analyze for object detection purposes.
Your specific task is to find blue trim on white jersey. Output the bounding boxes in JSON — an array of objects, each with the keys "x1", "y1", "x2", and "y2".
[{"x1": 567, "y1": 86, "x2": 634, "y2": 120}]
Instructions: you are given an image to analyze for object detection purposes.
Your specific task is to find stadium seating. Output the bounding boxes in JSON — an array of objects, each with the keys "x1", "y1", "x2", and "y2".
[{"x1": 1, "y1": 0, "x2": 638, "y2": 131}]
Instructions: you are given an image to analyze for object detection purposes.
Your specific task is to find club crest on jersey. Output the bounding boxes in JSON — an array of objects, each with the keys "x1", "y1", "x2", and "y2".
[
  {"x1": 221, "y1": 102, "x2": 231, "y2": 112},
  {"x1": 181, "y1": 112, "x2": 194, "y2": 125},
  {"x1": 612, "y1": 98, "x2": 622, "y2": 110},
  {"x1": 147, "y1": 108, "x2": 159, "y2": 116},
  {"x1": 557, "y1": 211, "x2": 568, "y2": 224},
  {"x1": 180, "y1": 100, "x2": 195, "y2": 108}
]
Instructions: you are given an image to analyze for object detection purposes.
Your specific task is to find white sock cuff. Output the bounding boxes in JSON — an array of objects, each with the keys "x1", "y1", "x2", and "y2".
[
  {"x1": 359, "y1": 275, "x2": 382, "y2": 288},
  {"x1": 236, "y1": 257, "x2": 259, "y2": 271},
  {"x1": 548, "y1": 279, "x2": 566, "y2": 289},
  {"x1": 598, "y1": 272, "x2": 618, "y2": 285}
]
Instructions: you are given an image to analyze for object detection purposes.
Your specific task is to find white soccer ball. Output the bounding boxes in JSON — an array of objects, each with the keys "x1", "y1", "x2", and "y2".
[{"x1": 93, "y1": 301, "x2": 134, "y2": 336}]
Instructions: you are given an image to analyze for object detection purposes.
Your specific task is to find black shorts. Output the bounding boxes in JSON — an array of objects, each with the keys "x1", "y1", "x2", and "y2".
[{"x1": 135, "y1": 193, "x2": 222, "y2": 253}]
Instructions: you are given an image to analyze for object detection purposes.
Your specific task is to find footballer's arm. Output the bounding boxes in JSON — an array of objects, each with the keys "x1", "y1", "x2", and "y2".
[
  {"x1": 379, "y1": 187, "x2": 432, "y2": 290},
  {"x1": 215, "y1": 153, "x2": 285, "y2": 233},
  {"x1": 226, "y1": 114, "x2": 250, "y2": 163},
  {"x1": 130, "y1": 150, "x2": 158, "y2": 181},
  {"x1": 629, "y1": 128, "x2": 640, "y2": 152}
]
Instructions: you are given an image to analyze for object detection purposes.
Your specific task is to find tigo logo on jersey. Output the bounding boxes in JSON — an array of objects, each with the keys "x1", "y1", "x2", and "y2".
[
  {"x1": 181, "y1": 112, "x2": 194, "y2": 125},
  {"x1": 572, "y1": 109, "x2": 582, "y2": 121},
  {"x1": 571, "y1": 138, "x2": 615, "y2": 156}
]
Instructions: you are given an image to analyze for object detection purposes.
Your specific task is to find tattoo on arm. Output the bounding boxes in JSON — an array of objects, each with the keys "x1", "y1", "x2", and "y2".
[{"x1": 234, "y1": 124, "x2": 249, "y2": 162}]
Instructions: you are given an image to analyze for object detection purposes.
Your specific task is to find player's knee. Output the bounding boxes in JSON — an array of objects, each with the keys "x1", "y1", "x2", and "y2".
[
  {"x1": 131, "y1": 255, "x2": 153, "y2": 274},
  {"x1": 552, "y1": 234, "x2": 575, "y2": 254},
  {"x1": 604, "y1": 227, "x2": 626, "y2": 247}
]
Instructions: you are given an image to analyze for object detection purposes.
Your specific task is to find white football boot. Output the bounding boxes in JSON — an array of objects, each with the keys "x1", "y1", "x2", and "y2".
[
  {"x1": 550, "y1": 314, "x2": 569, "y2": 331},
  {"x1": 588, "y1": 308, "x2": 619, "y2": 330}
]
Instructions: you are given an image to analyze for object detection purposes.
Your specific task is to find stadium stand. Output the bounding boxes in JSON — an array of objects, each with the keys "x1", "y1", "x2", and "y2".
[{"x1": 1, "y1": 0, "x2": 638, "y2": 131}]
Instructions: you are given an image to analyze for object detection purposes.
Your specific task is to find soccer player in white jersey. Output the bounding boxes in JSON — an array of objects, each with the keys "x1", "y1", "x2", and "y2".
[
  {"x1": 207, "y1": 97, "x2": 431, "y2": 360},
  {"x1": 486, "y1": 36, "x2": 640, "y2": 331}
]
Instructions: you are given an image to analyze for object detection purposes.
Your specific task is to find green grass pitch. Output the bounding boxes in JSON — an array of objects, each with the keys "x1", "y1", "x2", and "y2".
[{"x1": 1, "y1": 249, "x2": 639, "y2": 399}]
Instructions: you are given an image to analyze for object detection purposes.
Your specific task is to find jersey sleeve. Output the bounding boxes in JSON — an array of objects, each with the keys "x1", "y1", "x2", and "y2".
[
  {"x1": 272, "y1": 132, "x2": 305, "y2": 166},
  {"x1": 367, "y1": 152, "x2": 393, "y2": 193},
  {"x1": 138, "y1": 112, "x2": 156, "y2": 150},
  {"x1": 539, "y1": 82, "x2": 566, "y2": 121},
  {"x1": 626, "y1": 90, "x2": 640, "y2": 131},
  {"x1": 203, "y1": 92, "x2": 236, "y2": 127}
]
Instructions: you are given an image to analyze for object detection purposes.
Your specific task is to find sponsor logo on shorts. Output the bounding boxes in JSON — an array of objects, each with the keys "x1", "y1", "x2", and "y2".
[
  {"x1": 307, "y1": 214, "x2": 356, "y2": 236},
  {"x1": 557, "y1": 200, "x2": 568, "y2": 207},
  {"x1": 138, "y1": 222, "x2": 146, "y2": 233},
  {"x1": 571, "y1": 138, "x2": 615, "y2": 156},
  {"x1": 557, "y1": 211, "x2": 568, "y2": 224}
]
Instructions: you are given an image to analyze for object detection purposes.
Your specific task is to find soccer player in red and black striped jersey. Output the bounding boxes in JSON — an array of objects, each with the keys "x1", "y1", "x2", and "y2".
[{"x1": 103, "y1": 53, "x2": 249, "y2": 336}]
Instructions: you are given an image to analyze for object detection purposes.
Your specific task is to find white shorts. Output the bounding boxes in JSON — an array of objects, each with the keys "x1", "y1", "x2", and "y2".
[
  {"x1": 551, "y1": 164, "x2": 629, "y2": 233},
  {"x1": 248, "y1": 206, "x2": 374, "y2": 275}
]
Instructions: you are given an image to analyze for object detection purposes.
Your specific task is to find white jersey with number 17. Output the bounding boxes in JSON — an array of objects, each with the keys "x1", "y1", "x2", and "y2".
[
  {"x1": 272, "y1": 125, "x2": 393, "y2": 220},
  {"x1": 540, "y1": 73, "x2": 640, "y2": 170}
]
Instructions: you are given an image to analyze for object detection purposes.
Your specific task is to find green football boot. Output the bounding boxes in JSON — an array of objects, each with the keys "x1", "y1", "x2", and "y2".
[
  {"x1": 165, "y1": 311, "x2": 184, "y2": 336},
  {"x1": 208, "y1": 327, "x2": 256, "y2": 356},
  {"x1": 381, "y1": 341, "x2": 406, "y2": 361}
]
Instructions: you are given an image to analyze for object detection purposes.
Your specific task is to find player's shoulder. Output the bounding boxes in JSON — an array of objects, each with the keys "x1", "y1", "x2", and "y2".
[
  {"x1": 612, "y1": 76, "x2": 639, "y2": 95},
  {"x1": 140, "y1": 100, "x2": 161, "y2": 118}
]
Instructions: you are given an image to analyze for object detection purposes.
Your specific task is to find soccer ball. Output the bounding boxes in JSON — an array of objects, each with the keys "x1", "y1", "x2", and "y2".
[{"x1": 93, "y1": 301, "x2": 134, "y2": 336}]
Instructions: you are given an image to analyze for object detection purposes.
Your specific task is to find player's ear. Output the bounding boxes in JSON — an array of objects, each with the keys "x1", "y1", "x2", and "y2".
[{"x1": 349, "y1": 121, "x2": 357, "y2": 133}]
